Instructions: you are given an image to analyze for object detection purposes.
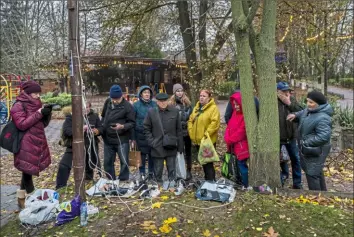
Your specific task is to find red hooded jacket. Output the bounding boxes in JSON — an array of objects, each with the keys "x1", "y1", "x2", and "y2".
[
  {"x1": 224, "y1": 92, "x2": 250, "y2": 161},
  {"x1": 10, "y1": 92, "x2": 51, "y2": 176}
]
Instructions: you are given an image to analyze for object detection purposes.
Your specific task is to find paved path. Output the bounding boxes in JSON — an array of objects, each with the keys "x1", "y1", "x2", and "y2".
[
  {"x1": 328, "y1": 86, "x2": 353, "y2": 108},
  {"x1": 0, "y1": 185, "x2": 19, "y2": 227}
]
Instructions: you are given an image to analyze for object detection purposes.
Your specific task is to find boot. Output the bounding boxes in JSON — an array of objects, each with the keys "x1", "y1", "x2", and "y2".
[
  {"x1": 186, "y1": 169, "x2": 192, "y2": 181},
  {"x1": 17, "y1": 189, "x2": 26, "y2": 209}
]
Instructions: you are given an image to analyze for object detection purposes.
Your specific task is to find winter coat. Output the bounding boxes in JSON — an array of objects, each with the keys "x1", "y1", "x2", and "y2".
[
  {"x1": 224, "y1": 90, "x2": 259, "y2": 124},
  {"x1": 173, "y1": 97, "x2": 192, "y2": 137},
  {"x1": 61, "y1": 114, "x2": 73, "y2": 155},
  {"x1": 84, "y1": 109, "x2": 102, "y2": 149},
  {"x1": 99, "y1": 98, "x2": 135, "y2": 144},
  {"x1": 143, "y1": 106, "x2": 184, "y2": 158},
  {"x1": 10, "y1": 92, "x2": 51, "y2": 176},
  {"x1": 295, "y1": 103, "x2": 333, "y2": 175},
  {"x1": 278, "y1": 96, "x2": 303, "y2": 144},
  {"x1": 224, "y1": 92, "x2": 249, "y2": 160},
  {"x1": 133, "y1": 86, "x2": 157, "y2": 154},
  {"x1": 188, "y1": 98, "x2": 220, "y2": 145}
]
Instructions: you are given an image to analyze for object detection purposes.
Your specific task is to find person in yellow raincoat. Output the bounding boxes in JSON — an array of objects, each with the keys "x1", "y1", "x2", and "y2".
[{"x1": 188, "y1": 89, "x2": 220, "y2": 181}]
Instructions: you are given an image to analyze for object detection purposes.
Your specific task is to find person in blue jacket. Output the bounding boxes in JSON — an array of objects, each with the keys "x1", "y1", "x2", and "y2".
[
  {"x1": 132, "y1": 85, "x2": 157, "y2": 178},
  {"x1": 287, "y1": 91, "x2": 333, "y2": 191}
]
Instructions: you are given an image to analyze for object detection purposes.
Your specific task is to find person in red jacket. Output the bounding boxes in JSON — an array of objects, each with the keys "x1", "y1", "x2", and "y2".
[
  {"x1": 224, "y1": 91, "x2": 250, "y2": 187},
  {"x1": 10, "y1": 80, "x2": 52, "y2": 208}
]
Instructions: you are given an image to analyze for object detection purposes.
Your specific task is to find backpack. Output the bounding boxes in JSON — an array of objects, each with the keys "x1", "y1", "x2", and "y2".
[
  {"x1": 221, "y1": 149, "x2": 242, "y2": 185},
  {"x1": 0, "y1": 102, "x2": 26, "y2": 154}
]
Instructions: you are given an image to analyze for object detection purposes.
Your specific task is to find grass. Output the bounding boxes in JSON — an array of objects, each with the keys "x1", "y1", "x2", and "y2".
[{"x1": 1, "y1": 190, "x2": 353, "y2": 237}]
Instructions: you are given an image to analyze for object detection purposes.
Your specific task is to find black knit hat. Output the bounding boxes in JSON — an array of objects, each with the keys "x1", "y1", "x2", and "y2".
[{"x1": 307, "y1": 91, "x2": 327, "y2": 105}]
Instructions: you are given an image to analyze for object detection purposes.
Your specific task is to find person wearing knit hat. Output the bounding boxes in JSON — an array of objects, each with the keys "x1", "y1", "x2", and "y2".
[
  {"x1": 169, "y1": 83, "x2": 193, "y2": 180},
  {"x1": 287, "y1": 91, "x2": 333, "y2": 191},
  {"x1": 98, "y1": 84, "x2": 136, "y2": 181},
  {"x1": 9, "y1": 80, "x2": 51, "y2": 208},
  {"x1": 306, "y1": 91, "x2": 327, "y2": 106}
]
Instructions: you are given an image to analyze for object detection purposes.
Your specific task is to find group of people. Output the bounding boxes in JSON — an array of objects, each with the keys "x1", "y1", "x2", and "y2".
[{"x1": 11, "y1": 80, "x2": 333, "y2": 208}]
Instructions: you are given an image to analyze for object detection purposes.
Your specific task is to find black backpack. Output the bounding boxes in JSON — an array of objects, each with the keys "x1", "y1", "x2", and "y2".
[{"x1": 0, "y1": 102, "x2": 26, "y2": 154}]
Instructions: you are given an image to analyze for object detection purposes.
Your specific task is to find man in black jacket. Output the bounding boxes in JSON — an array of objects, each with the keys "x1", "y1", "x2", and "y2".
[
  {"x1": 277, "y1": 82, "x2": 303, "y2": 189},
  {"x1": 84, "y1": 102, "x2": 102, "y2": 180},
  {"x1": 143, "y1": 93, "x2": 184, "y2": 183},
  {"x1": 98, "y1": 85, "x2": 135, "y2": 181}
]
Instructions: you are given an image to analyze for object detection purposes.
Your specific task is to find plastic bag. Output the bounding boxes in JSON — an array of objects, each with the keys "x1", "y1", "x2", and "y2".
[
  {"x1": 195, "y1": 180, "x2": 236, "y2": 203},
  {"x1": 280, "y1": 145, "x2": 290, "y2": 163},
  {"x1": 55, "y1": 195, "x2": 81, "y2": 226},
  {"x1": 198, "y1": 133, "x2": 219, "y2": 165},
  {"x1": 175, "y1": 152, "x2": 186, "y2": 179},
  {"x1": 19, "y1": 189, "x2": 60, "y2": 225}
]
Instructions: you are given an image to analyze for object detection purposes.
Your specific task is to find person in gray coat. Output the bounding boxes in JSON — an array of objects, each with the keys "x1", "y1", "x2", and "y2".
[
  {"x1": 287, "y1": 91, "x2": 333, "y2": 191},
  {"x1": 143, "y1": 93, "x2": 184, "y2": 183}
]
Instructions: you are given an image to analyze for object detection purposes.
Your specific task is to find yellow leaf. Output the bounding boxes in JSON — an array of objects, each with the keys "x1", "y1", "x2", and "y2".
[
  {"x1": 214, "y1": 235, "x2": 220, "y2": 237},
  {"x1": 187, "y1": 219, "x2": 194, "y2": 224},
  {"x1": 103, "y1": 206, "x2": 108, "y2": 209},
  {"x1": 152, "y1": 202, "x2": 162, "y2": 209},
  {"x1": 159, "y1": 224, "x2": 172, "y2": 234},
  {"x1": 164, "y1": 217, "x2": 177, "y2": 225},
  {"x1": 203, "y1": 229, "x2": 211, "y2": 237},
  {"x1": 160, "y1": 195, "x2": 169, "y2": 201},
  {"x1": 152, "y1": 230, "x2": 159, "y2": 235},
  {"x1": 256, "y1": 227, "x2": 263, "y2": 231},
  {"x1": 263, "y1": 214, "x2": 270, "y2": 217},
  {"x1": 176, "y1": 235, "x2": 181, "y2": 237}
]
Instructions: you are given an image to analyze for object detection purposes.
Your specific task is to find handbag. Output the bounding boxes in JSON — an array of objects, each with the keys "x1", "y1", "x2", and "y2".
[
  {"x1": 0, "y1": 102, "x2": 26, "y2": 154},
  {"x1": 221, "y1": 145, "x2": 242, "y2": 185},
  {"x1": 129, "y1": 144, "x2": 141, "y2": 168},
  {"x1": 155, "y1": 109, "x2": 178, "y2": 149}
]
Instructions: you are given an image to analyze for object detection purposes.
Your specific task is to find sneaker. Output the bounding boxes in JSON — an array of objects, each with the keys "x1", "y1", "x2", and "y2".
[{"x1": 174, "y1": 180, "x2": 185, "y2": 196}]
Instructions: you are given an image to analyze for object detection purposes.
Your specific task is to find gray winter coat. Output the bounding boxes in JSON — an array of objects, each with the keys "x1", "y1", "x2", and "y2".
[
  {"x1": 143, "y1": 106, "x2": 184, "y2": 158},
  {"x1": 295, "y1": 103, "x2": 333, "y2": 175}
]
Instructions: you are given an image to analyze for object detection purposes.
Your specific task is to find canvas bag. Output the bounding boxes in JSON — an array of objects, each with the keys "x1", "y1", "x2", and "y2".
[
  {"x1": 129, "y1": 143, "x2": 141, "y2": 167},
  {"x1": 198, "y1": 133, "x2": 219, "y2": 165},
  {"x1": 0, "y1": 102, "x2": 26, "y2": 154}
]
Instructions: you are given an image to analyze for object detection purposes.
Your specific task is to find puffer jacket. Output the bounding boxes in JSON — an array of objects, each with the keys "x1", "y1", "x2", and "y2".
[
  {"x1": 295, "y1": 103, "x2": 333, "y2": 175},
  {"x1": 10, "y1": 92, "x2": 51, "y2": 176},
  {"x1": 188, "y1": 98, "x2": 220, "y2": 145},
  {"x1": 133, "y1": 85, "x2": 157, "y2": 154},
  {"x1": 224, "y1": 92, "x2": 249, "y2": 160}
]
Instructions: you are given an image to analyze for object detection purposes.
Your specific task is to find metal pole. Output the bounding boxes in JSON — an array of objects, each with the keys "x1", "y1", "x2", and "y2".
[{"x1": 67, "y1": 0, "x2": 86, "y2": 201}]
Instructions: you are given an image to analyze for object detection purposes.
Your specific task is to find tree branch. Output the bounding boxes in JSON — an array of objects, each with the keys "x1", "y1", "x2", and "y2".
[{"x1": 246, "y1": 0, "x2": 261, "y2": 25}]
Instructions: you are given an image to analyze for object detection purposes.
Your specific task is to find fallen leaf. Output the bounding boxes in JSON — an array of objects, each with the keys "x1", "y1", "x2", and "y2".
[
  {"x1": 203, "y1": 229, "x2": 211, "y2": 237},
  {"x1": 152, "y1": 202, "x2": 162, "y2": 209},
  {"x1": 159, "y1": 224, "x2": 172, "y2": 234},
  {"x1": 263, "y1": 226, "x2": 279, "y2": 237},
  {"x1": 163, "y1": 217, "x2": 177, "y2": 225},
  {"x1": 256, "y1": 227, "x2": 263, "y2": 231},
  {"x1": 160, "y1": 195, "x2": 169, "y2": 201}
]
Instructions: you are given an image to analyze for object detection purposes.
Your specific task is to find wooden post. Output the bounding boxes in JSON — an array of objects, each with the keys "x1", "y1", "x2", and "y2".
[{"x1": 67, "y1": 0, "x2": 86, "y2": 201}]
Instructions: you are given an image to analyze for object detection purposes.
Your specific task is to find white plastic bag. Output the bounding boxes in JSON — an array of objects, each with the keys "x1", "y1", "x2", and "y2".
[
  {"x1": 19, "y1": 189, "x2": 60, "y2": 225},
  {"x1": 175, "y1": 152, "x2": 186, "y2": 179}
]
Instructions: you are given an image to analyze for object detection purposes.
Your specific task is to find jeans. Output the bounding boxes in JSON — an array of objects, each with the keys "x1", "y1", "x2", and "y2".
[
  {"x1": 153, "y1": 156, "x2": 176, "y2": 183},
  {"x1": 104, "y1": 143, "x2": 130, "y2": 180},
  {"x1": 237, "y1": 159, "x2": 249, "y2": 187},
  {"x1": 21, "y1": 172, "x2": 34, "y2": 193},
  {"x1": 280, "y1": 139, "x2": 302, "y2": 188},
  {"x1": 139, "y1": 153, "x2": 154, "y2": 175}
]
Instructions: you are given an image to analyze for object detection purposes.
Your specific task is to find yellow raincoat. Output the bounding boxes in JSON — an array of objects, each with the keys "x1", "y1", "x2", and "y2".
[{"x1": 188, "y1": 98, "x2": 220, "y2": 145}]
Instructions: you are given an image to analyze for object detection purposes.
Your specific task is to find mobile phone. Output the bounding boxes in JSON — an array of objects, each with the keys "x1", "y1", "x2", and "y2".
[
  {"x1": 110, "y1": 124, "x2": 117, "y2": 128},
  {"x1": 44, "y1": 104, "x2": 54, "y2": 109}
]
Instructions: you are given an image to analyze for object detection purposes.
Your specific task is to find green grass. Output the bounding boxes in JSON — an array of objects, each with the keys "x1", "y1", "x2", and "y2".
[{"x1": 1, "y1": 192, "x2": 353, "y2": 237}]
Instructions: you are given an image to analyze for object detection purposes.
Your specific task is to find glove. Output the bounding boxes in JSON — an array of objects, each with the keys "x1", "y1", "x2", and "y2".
[{"x1": 41, "y1": 107, "x2": 51, "y2": 116}]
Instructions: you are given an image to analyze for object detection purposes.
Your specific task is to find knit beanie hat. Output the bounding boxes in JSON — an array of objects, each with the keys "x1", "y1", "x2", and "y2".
[
  {"x1": 173, "y1": 83, "x2": 183, "y2": 94},
  {"x1": 110, "y1": 85, "x2": 123, "y2": 99},
  {"x1": 307, "y1": 91, "x2": 327, "y2": 105},
  {"x1": 22, "y1": 80, "x2": 42, "y2": 94}
]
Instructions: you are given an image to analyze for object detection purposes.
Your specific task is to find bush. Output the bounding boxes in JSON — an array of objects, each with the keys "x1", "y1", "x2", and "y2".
[
  {"x1": 41, "y1": 93, "x2": 72, "y2": 107},
  {"x1": 217, "y1": 81, "x2": 239, "y2": 97},
  {"x1": 329, "y1": 78, "x2": 353, "y2": 89},
  {"x1": 335, "y1": 106, "x2": 354, "y2": 128}
]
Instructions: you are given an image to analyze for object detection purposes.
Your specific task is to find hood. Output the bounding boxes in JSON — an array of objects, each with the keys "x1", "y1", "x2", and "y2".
[
  {"x1": 230, "y1": 91, "x2": 243, "y2": 113},
  {"x1": 138, "y1": 85, "x2": 153, "y2": 101},
  {"x1": 16, "y1": 91, "x2": 42, "y2": 108},
  {"x1": 309, "y1": 103, "x2": 334, "y2": 116}
]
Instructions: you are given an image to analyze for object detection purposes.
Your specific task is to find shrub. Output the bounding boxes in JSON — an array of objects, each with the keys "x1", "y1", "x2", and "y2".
[
  {"x1": 41, "y1": 93, "x2": 72, "y2": 107},
  {"x1": 329, "y1": 78, "x2": 353, "y2": 89},
  {"x1": 217, "y1": 81, "x2": 239, "y2": 97},
  {"x1": 336, "y1": 106, "x2": 354, "y2": 128}
]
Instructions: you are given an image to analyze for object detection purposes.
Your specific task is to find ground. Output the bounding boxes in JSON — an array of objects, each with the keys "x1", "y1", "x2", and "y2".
[{"x1": 0, "y1": 92, "x2": 353, "y2": 236}]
